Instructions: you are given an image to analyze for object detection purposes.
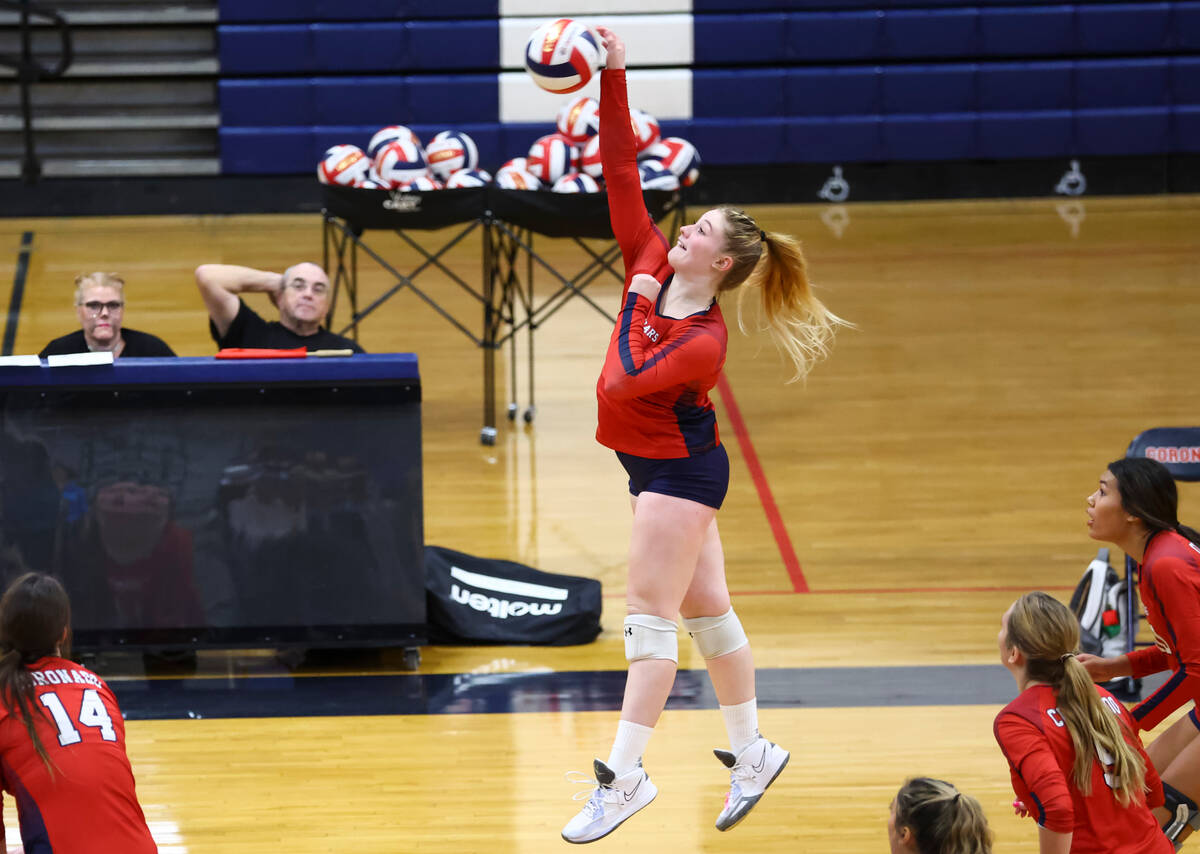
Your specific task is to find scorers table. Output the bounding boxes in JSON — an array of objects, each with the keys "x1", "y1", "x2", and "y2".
[
  {"x1": 0, "y1": 354, "x2": 426, "y2": 667},
  {"x1": 321, "y1": 183, "x2": 684, "y2": 444}
]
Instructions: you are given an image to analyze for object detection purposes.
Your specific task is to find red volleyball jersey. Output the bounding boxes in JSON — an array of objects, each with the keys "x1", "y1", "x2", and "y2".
[
  {"x1": 994, "y1": 683, "x2": 1170, "y2": 854},
  {"x1": 1125, "y1": 531, "x2": 1200, "y2": 731},
  {"x1": 0, "y1": 656, "x2": 155, "y2": 853},
  {"x1": 594, "y1": 68, "x2": 727, "y2": 459}
]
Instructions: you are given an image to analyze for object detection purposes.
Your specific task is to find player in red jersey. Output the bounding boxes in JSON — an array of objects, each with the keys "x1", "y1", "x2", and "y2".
[
  {"x1": 887, "y1": 777, "x2": 992, "y2": 854},
  {"x1": 0, "y1": 572, "x2": 156, "y2": 853},
  {"x1": 562, "y1": 26, "x2": 848, "y2": 845},
  {"x1": 1076, "y1": 457, "x2": 1200, "y2": 847},
  {"x1": 995, "y1": 590, "x2": 1172, "y2": 854}
]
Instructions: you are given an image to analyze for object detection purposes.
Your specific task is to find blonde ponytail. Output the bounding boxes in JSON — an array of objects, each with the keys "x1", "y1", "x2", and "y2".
[
  {"x1": 1006, "y1": 592, "x2": 1148, "y2": 806},
  {"x1": 715, "y1": 207, "x2": 850, "y2": 383},
  {"x1": 894, "y1": 777, "x2": 993, "y2": 854}
]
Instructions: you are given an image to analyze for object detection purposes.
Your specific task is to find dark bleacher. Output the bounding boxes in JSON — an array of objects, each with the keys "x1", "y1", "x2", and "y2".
[{"x1": 216, "y1": 2, "x2": 1200, "y2": 184}]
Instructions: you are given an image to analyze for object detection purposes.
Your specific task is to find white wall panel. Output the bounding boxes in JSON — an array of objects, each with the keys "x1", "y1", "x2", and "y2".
[
  {"x1": 500, "y1": 1, "x2": 690, "y2": 15},
  {"x1": 499, "y1": 68, "x2": 692, "y2": 124},
  {"x1": 500, "y1": 14, "x2": 693, "y2": 70}
]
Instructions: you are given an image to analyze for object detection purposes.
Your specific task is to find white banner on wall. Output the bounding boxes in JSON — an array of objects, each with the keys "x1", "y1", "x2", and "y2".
[
  {"x1": 499, "y1": 13, "x2": 694, "y2": 69},
  {"x1": 499, "y1": 68, "x2": 693, "y2": 124}
]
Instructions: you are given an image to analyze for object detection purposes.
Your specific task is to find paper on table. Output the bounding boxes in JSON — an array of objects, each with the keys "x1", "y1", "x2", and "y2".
[
  {"x1": 0, "y1": 355, "x2": 41, "y2": 367},
  {"x1": 46, "y1": 351, "x2": 115, "y2": 367}
]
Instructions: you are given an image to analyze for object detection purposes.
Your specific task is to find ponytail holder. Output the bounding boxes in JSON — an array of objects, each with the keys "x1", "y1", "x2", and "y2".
[
  {"x1": 953, "y1": 793, "x2": 962, "y2": 804},
  {"x1": 1060, "y1": 652, "x2": 1076, "y2": 663},
  {"x1": 759, "y1": 229, "x2": 767, "y2": 242}
]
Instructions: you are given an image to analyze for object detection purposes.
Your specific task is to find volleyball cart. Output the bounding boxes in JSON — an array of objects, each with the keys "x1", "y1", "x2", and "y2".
[
  {"x1": 321, "y1": 184, "x2": 684, "y2": 444},
  {"x1": 1116, "y1": 426, "x2": 1200, "y2": 699}
]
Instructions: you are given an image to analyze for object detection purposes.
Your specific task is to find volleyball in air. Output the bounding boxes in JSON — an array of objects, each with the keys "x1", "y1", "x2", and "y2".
[{"x1": 524, "y1": 18, "x2": 604, "y2": 94}]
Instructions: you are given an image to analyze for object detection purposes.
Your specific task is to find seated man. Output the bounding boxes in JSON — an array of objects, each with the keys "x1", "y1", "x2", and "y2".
[
  {"x1": 40, "y1": 272, "x2": 176, "y2": 358},
  {"x1": 195, "y1": 262, "x2": 365, "y2": 353}
]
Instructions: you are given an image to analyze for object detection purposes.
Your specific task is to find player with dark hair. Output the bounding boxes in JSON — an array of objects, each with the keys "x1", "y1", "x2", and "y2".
[
  {"x1": 1077, "y1": 457, "x2": 1200, "y2": 846},
  {"x1": 561, "y1": 26, "x2": 848, "y2": 845},
  {"x1": 996, "y1": 590, "x2": 1171, "y2": 854},
  {"x1": 888, "y1": 777, "x2": 992, "y2": 854},
  {"x1": 0, "y1": 572, "x2": 156, "y2": 852}
]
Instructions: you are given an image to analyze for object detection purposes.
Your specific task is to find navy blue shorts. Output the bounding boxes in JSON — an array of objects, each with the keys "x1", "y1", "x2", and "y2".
[{"x1": 616, "y1": 444, "x2": 730, "y2": 510}]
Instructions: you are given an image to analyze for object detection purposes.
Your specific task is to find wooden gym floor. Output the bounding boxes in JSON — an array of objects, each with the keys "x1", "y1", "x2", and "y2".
[{"x1": 0, "y1": 194, "x2": 1197, "y2": 852}]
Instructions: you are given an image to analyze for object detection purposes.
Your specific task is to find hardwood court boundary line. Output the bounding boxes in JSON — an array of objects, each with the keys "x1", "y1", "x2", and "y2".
[
  {"x1": 2, "y1": 230, "x2": 32, "y2": 356},
  {"x1": 602, "y1": 585, "x2": 1076, "y2": 599},
  {"x1": 716, "y1": 373, "x2": 808, "y2": 593}
]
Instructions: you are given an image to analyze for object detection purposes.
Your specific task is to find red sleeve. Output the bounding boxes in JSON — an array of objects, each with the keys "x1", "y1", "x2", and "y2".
[
  {"x1": 599, "y1": 68, "x2": 669, "y2": 283},
  {"x1": 1124, "y1": 707, "x2": 1166, "y2": 808},
  {"x1": 601, "y1": 293, "x2": 722, "y2": 401},
  {"x1": 1127, "y1": 645, "x2": 1171, "y2": 679},
  {"x1": 1130, "y1": 556, "x2": 1200, "y2": 730},
  {"x1": 995, "y1": 714, "x2": 1075, "y2": 833}
]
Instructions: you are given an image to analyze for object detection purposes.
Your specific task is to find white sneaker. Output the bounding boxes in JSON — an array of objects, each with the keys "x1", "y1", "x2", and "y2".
[
  {"x1": 713, "y1": 735, "x2": 790, "y2": 831},
  {"x1": 562, "y1": 759, "x2": 658, "y2": 844}
]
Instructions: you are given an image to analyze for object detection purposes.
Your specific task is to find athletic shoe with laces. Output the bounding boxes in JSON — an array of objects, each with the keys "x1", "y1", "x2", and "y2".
[
  {"x1": 712, "y1": 735, "x2": 790, "y2": 831},
  {"x1": 561, "y1": 758, "x2": 657, "y2": 844}
]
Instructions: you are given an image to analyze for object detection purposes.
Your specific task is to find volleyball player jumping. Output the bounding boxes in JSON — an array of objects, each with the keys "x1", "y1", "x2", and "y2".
[{"x1": 561, "y1": 25, "x2": 848, "y2": 844}]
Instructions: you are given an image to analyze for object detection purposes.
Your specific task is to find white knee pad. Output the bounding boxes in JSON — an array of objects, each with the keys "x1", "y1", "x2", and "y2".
[
  {"x1": 624, "y1": 614, "x2": 679, "y2": 664},
  {"x1": 682, "y1": 608, "x2": 748, "y2": 659}
]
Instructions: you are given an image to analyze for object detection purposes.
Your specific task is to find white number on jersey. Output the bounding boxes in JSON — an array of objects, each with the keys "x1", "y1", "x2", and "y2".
[{"x1": 39, "y1": 688, "x2": 117, "y2": 747}]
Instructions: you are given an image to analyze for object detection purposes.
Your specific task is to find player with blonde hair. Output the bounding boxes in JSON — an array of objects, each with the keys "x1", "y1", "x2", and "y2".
[
  {"x1": 888, "y1": 777, "x2": 992, "y2": 854},
  {"x1": 561, "y1": 25, "x2": 848, "y2": 845},
  {"x1": 996, "y1": 591, "x2": 1171, "y2": 854}
]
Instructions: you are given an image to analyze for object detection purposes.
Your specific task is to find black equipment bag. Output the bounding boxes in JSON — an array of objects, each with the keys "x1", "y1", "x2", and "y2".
[{"x1": 424, "y1": 545, "x2": 602, "y2": 646}]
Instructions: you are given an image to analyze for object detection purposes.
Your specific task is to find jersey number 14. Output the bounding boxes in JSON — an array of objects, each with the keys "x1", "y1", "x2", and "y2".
[{"x1": 39, "y1": 689, "x2": 117, "y2": 745}]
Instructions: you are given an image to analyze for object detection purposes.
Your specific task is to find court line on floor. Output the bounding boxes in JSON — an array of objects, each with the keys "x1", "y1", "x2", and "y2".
[
  {"x1": 601, "y1": 584, "x2": 1075, "y2": 598},
  {"x1": 716, "y1": 373, "x2": 808, "y2": 592},
  {"x1": 2, "y1": 230, "x2": 33, "y2": 356}
]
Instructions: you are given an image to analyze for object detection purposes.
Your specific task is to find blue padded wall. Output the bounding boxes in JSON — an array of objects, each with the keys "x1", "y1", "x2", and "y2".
[{"x1": 217, "y1": 2, "x2": 1200, "y2": 175}]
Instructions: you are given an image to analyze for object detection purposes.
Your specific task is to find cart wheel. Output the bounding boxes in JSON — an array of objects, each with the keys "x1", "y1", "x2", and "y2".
[
  {"x1": 402, "y1": 648, "x2": 421, "y2": 671},
  {"x1": 480, "y1": 426, "x2": 497, "y2": 446},
  {"x1": 506, "y1": 402, "x2": 518, "y2": 421},
  {"x1": 523, "y1": 406, "x2": 536, "y2": 424}
]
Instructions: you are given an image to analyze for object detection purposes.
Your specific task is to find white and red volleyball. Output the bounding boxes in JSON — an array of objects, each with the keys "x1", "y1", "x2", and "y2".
[
  {"x1": 579, "y1": 135, "x2": 603, "y2": 179},
  {"x1": 318, "y1": 144, "x2": 370, "y2": 186},
  {"x1": 374, "y1": 137, "x2": 428, "y2": 187},
  {"x1": 367, "y1": 125, "x2": 418, "y2": 160},
  {"x1": 357, "y1": 176, "x2": 388, "y2": 190},
  {"x1": 400, "y1": 175, "x2": 443, "y2": 191},
  {"x1": 631, "y1": 109, "x2": 661, "y2": 155},
  {"x1": 497, "y1": 156, "x2": 529, "y2": 175},
  {"x1": 444, "y1": 168, "x2": 492, "y2": 188},
  {"x1": 556, "y1": 96, "x2": 600, "y2": 144},
  {"x1": 527, "y1": 133, "x2": 577, "y2": 184},
  {"x1": 495, "y1": 168, "x2": 542, "y2": 191},
  {"x1": 425, "y1": 131, "x2": 479, "y2": 183},
  {"x1": 524, "y1": 18, "x2": 604, "y2": 94},
  {"x1": 552, "y1": 172, "x2": 601, "y2": 193},
  {"x1": 638, "y1": 160, "x2": 680, "y2": 191},
  {"x1": 644, "y1": 137, "x2": 701, "y2": 186}
]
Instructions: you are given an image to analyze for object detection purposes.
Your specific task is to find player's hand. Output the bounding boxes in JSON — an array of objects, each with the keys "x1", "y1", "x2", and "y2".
[
  {"x1": 1076, "y1": 653, "x2": 1113, "y2": 682},
  {"x1": 629, "y1": 273, "x2": 661, "y2": 301},
  {"x1": 1012, "y1": 799, "x2": 1029, "y2": 818},
  {"x1": 593, "y1": 26, "x2": 625, "y2": 70}
]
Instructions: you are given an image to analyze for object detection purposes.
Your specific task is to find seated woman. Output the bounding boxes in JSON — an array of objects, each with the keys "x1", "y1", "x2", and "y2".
[
  {"x1": 40, "y1": 272, "x2": 175, "y2": 358},
  {"x1": 995, "y1": 590, "x2": 1171, "y2": 853}
]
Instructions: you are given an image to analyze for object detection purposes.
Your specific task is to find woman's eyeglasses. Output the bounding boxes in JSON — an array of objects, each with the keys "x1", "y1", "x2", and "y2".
[{"x1": 80, "y1": 300, "x2": 124, "y2": 315}]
